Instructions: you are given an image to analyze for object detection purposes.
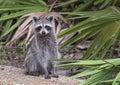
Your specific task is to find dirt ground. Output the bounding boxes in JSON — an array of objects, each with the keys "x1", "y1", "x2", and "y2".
[{"x1": 0, "y1": 65, "x2": 82, "y2": 85}]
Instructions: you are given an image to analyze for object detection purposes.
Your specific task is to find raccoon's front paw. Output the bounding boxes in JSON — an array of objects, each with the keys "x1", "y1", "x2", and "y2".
[
  {"x1": 52, "y1": 74, "x2": 59, "y2": 78},
  {"x1": 45, "y1": 75, "x2": 51, "y2": 79},
  {"x1": 29, "y1": 71, "x2": 40, "y2": 76},
  {"x1": 25, "y1": 72, "x2": 29, "y2": 75}
]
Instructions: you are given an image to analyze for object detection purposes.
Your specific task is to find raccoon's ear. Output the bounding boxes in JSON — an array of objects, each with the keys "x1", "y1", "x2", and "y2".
[
  {"x1": 32, "y1": 16, "x2": 39, "y2": 23},
  {"x1": 47, "y1": 16, "x2": 54, "y2": 22}
]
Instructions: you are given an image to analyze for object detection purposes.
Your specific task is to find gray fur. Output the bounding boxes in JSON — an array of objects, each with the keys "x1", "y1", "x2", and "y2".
[{"x1": 24, "y1": 16, "x2": 61, "y2": 79}]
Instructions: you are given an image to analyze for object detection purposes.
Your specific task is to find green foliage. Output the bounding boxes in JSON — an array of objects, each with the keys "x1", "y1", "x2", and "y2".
[
  {"x1": 0, "y1": 45, "x2": 25, "y2": 64},
  {"x1": 60, "y1": 58, "x2": 120, "y2": 85},
  {"x1": 0, "y1": 46, "x2": 7, "y2": 64},
  {"x1": 56, "y1": 0, "x2": 120, "y2": 12},
  {"x1": 59, "y1": 7, "x2": 120, "y2": 59},
  {"x1": 0, "y1": 0, "x2": 120, "y2": 85},
  {"x1": 57, "y1": 0, "x2": 120, "y2": 85},
  {"x1": 0, "y1": 0, "x2": 48, "y2": 43}
]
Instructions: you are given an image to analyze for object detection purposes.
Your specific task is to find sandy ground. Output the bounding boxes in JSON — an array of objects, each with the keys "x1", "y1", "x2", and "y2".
[{"x1": 0, "y1": 65, "x2": 82, "y2": 85}]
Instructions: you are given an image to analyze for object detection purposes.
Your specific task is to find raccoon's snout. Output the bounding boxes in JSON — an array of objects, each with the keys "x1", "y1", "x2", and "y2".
[{"x1": 42, "y1": 31, "x2": 46, "y2": 35}]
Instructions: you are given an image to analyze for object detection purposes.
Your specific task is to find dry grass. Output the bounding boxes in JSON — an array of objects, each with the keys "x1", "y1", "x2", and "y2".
[{"x1": 7, "y1": 12, "x2": 69, "y2": 47}]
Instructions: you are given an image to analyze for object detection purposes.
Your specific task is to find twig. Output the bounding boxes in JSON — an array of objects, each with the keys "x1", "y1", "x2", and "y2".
[{"x1": 49, "y1": 0, "x2": 58, "y2": 12}]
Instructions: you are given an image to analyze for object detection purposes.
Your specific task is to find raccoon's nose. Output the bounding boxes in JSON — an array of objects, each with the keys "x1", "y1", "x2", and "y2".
[{"x1": 42, "y1": 31, "x2": 46, "y2": 35}]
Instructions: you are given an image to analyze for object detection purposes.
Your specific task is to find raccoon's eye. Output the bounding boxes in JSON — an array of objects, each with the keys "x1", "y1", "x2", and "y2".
[
  {"x1": 45, "y1": 25, "x2": 51, "y2": 31},
  {"x1": 35, "y1": 26, "x2": 42, "y2": 31}
]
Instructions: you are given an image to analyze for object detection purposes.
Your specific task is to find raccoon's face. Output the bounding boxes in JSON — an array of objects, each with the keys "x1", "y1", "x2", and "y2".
[{"x1": 33, "y1": 16, "x2": 54, "y2": 35}]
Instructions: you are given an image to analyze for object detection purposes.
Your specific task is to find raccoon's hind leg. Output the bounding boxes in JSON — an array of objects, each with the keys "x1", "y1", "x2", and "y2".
[
  {"x1": 42, "y1": 61, "x2": 51, "y2": 79},
  {"x1": 24, "y1": 57, "x2": 40, "y2": 76},
  {"x1": 51, "y1": 63, "x2": 58, "y2": 78}
]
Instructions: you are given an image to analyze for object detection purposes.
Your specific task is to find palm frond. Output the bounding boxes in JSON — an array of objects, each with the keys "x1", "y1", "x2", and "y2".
[
  {"x1": 7, "y1": 12, "x2": 68, "y2": 46},
  {"x1": 0, "y1": 0, "x2": 48, "y2": 44},
  {"x1": 60, "y1": 58, "x2": 120, "y2": 85}
]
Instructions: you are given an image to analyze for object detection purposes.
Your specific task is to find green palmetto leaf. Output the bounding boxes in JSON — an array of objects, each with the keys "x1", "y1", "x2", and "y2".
[
  {"x1": 100, "y1": 0, "x2": 113, "y2": 9},
  {"x1": 3, "y1": 0, "x2": 46, "y2": 5},
  {"x1": 58, "y1": 8, "x2": 117, "y2": 38},
  {"x1": 60, "y1": 25, "x2": 102, "y2": 49},
  {"x1": 10, "y1": 0, "x2": 34, "y2": 5},
  {"x1": 60, "y1": 58, "x2": 120, "y2": 85},
  {"x1": 0, "y1": 0, "x2": 48, "y2": 45},
  {"x1": 74, "y1": 0, "x2": 94, "y2": 11},
  {"x1": 0, "y1": 19, "x2": 13, "y2": 38},
  {"x1": 112, "y1": 72, "x2": 120, "y2": 85},
  {"x1": 61, "y1": 7, "x2": 111, "y2": 18},
  {"x1": 0, "y1": 0, "x2": 48, "y2": 22},
  {"x1": 56, "y1": 0, "x2": 79, "y2": 7},
  {"x1": 0, "y1": 8, "x2": 48, "y2": 21},
  {"x1": 83, "y1": 21, "x2": 120, "y2": 59},
  {"x1": 36, "y1": 0, "x2": 47, "y2": 6},
  {"x1": 0, "y1": 19, "x2": 24, "y2": 40},
  {"x1": 56, "y1": 1, "x2": 120, "y2": 85},
  {"x1": 60, "y1": 58, "x2": 120, "y2": 66},
  {"x1": 71, "y1": 69, "x2": 101, "y2": 79},
  {"x1": 94, "y1": 0, "x2": 105, "y2": 5},
  {"x1": 0, "y1": 6, "x2": 42, "y2": 11},
  {"x1": 81, "y1": 69, "x2": 114, "y2": 85},
  {"x1": 59, "y1": 7, "x2": 120, "y2": 60}
]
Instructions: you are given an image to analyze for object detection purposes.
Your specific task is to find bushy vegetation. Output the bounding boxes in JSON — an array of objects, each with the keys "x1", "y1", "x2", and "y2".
[{"x1": 0, "y1": 0, "x2": 120, "y2": 84}]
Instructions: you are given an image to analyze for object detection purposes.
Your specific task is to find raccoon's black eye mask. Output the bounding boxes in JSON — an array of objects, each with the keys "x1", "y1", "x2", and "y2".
[
  {"x1": 35, "y1": 26, "x2": 42, "y2": 31},
  {"x1": 45, "y1": 25, "x2": 52, "y2": 31}
]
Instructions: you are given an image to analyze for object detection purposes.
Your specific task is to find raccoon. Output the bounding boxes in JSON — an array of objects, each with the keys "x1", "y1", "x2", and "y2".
[{"x1": 24, "y1": 16, "x2": 61, "y2": 79}]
